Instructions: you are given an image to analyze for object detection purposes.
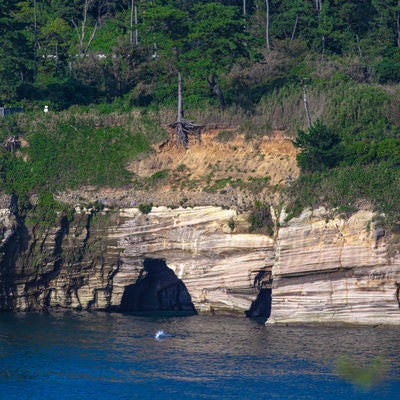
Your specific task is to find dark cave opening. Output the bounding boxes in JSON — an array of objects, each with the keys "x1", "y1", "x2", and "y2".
[
  {"x1": 245, "y1": 288, "x2": 272, "y2": 319},
  {"x1": 119, "y1": 258, "x2": 197, "y2": 315},
  {"x1": 245, "y1": 270, "x2": 272, "y2": 320}
]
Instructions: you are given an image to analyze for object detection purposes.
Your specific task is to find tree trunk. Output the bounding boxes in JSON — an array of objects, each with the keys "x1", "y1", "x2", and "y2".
[
  {"x1": 356, "y1": 34, "x2": 362, "y2": 57},
  {"x1": 130, "y1": 0, "x2": 134, "y2": 44},
  {"x1": 176, "y1": 71, "x2": 189, "y2": 149},
  {"x1": 177, "y1": 71, "x2": 183, "y2": 121},
  {"x1": 150, "y1": 0, "x2": 157, "y2": 58},
  {"x1": 72, "y1": 0, "x2": 98, "y2": 56},
  {"x1": 206, "y1": 74, "x2": 225, "y2": 109},
  {"x1": 130, "y1": 0, "x2": 139, "y2": 45},
  {"x1": 176, "y1": 71, "x2": 187, "y2": 148},
  {"x1": 397, "y1": 9, "x2": 400, "y2": 48},
  {"x1": 316, "y1": 0, "x2": 324, "y2": 56},
  {"x1": 302, "y1": 81, "x2": 312, "y2": 129},
  {"x1": 291, "y1": 14, "x2": 298, "y2": 41},
  {"x1": 243, "y1": 0, "x2": 247, "y2": 31},
  {"x1": 55, "y1": 42, "x2": 59, "y2": 76},
  {"x1": 265, "y1": 0, "x2": 271, "y2": 50},
  {"x1": 33, "y1": 0, "x2": 37, "y2": 82},
  {"x1": 134, "y1": 2, "x2": 139, "y2": 45},
  {"x1": 315, "y1": 0, "x2": 322, "y2": 14},
  {"x1": 168, "y1": 72, "x2": 204, "y2": 149}
]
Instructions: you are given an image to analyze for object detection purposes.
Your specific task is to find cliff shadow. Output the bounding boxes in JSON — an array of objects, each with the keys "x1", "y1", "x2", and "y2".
[
  {"x1": 119, "y1": 258, "x2": 197, "y2": 315},
  {"x1": 245, "y1": 270, "x2": 272, "y2": 320},
  {"x1": 0, "y1": 195, "x2": 31, "y2": 310}
]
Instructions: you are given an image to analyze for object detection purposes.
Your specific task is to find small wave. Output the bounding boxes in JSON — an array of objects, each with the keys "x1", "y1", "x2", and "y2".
[{"x1": 154, "y1": 330, "x2": 168, "y2": 340}]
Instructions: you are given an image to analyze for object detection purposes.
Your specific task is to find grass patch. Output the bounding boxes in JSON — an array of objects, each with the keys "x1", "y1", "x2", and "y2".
[
  {"x1": 215, "y1": 130, "x2": 237, "y2": 143},
  {"x1": 0, "y1": 110, "x2": 158, "y2": 198},
  {"x1": 248, "y1": 200, "x2": 274, "y2": 236}
]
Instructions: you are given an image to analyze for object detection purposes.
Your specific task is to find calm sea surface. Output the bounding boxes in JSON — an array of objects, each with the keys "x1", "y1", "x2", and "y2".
[{"x1": 0, "y1": 312, "x2": 399, "y2": 399}]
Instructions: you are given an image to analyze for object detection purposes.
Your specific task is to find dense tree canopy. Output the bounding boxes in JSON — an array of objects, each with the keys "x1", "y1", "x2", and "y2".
[
  {"x1": 1, "y1": 0, "x2": 400, "y2": 109},
  {"x1": 0, "y1": 0, "x2": 31, "y2": 103}
]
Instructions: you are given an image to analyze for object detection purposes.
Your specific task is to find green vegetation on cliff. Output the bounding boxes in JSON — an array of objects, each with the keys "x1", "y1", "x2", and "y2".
[
  {"x1": 1, "y1": 0, "x2": 400, "y2": 230},
  {"x1": 0, "y1": 110, "x2": 161, "y2": 195},
  {"x1": 287, "y1": 83, "x2": 400, "y2": 231}
]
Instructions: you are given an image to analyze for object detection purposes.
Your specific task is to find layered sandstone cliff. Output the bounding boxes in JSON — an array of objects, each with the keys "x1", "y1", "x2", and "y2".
[
  {"x1": 0, "y1": 195, "x2": 399, "y2": 324},
  {"x1": 112, "y1": 206, "x2": 273, "y2": 314},
  {"x1": 0, "y1": 201, "x2": 273, "y2": 316},
  {"x1": 268, "y1": 208, "x2": 400, "y2": 324}
]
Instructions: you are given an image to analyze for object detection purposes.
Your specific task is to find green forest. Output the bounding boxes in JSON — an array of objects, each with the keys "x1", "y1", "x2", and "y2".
[
  {"x1": 2, "y1": 0, "x2": 400, "y2": 109},
  {"x1": 2, "y1": 0, "x2": 400, "y2": 230}
]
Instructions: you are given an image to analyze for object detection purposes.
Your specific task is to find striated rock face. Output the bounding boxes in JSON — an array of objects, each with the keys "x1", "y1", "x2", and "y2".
[
  {"x1": 0, "y1": 199, "x2": 399, "y2": 324},
  {"x1": 0, "y1": 208, "x2": 121, "y2": 312},
  {"x1": 0, "y1": 204, "x2": 273, "y2": 316},
  {"x1": 268, "y1": 208, "x2": 400, "y2": 324},
  {"x1": 112, "y1": 206, "x2": 274, "y2": 315}
]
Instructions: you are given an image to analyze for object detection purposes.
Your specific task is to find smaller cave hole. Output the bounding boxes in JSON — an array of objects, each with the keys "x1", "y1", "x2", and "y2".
[
  {"x1": 245, "y1": 288, "x2": 272, "y2": 320},
  {"x1": 245, "y1": 270, "x2": 272, "y2": 320}
]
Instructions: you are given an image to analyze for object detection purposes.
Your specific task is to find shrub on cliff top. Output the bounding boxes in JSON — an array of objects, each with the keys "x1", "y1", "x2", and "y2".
[
  {"x1": 138, "y1": 203, "x2": 153, "y2": 215},
  {"x1": 25, "y1": 191, "x2": 72, "y2": 229},
  {"x1": 293, "y1": 120, "x2": 342, "y2": 173},
  {"x1": 248, "y1": 201, "x2": 274, "y2": 236}
]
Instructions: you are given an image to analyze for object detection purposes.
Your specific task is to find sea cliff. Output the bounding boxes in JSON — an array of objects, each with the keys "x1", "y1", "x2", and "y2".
[
  {"x1": 0, "y1": 198, "x2": 273, "y2": 317},
  {"x1": 269, "y1": 207, "x2": 400, "y2": 324},
  {"x1": 0, "y1": 195, "x2": 398, "y2": 324}
]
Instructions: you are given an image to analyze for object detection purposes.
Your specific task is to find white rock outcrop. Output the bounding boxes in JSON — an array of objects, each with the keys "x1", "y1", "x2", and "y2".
[
  {"x1": 112, "y1": 206, "x2": 274, "y2": 313},
  {"x1": 269, "y1": 209, "x2": 400, "y2": 324},
  {"x1": 0, "y1": 202, "x2": 399, "y2": 324}
]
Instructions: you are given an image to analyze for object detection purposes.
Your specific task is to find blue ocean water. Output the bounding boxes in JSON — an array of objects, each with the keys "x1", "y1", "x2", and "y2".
[{"x1": 0, "y1": 312, "x2": 399, "y2": 400}]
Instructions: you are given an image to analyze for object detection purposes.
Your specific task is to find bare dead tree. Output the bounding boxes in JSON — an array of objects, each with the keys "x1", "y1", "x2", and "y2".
[
  {"x1": 265, "y1": 0, "x2": 271, "y2": 50},
  {"x1": 168, "y1": 71, "x2": 204, "y2": 149},
  {"x1": 315, "y1": 0, "x2": 322, "y2": 14},
  {"x1": 33, "y1": 0, "x2": 38, "y2": 82},
  {"x1": 242, "y1": 0, "x2": 247, "y2": 31},
  {"x1": 130, "y1": 0, "x2": 134, "y2": 44},
  {"x1": 315, "y1": 0, "x2": 324, "y2": 56},
  {"x1": 130, "y1": 0, "x2": 139, "y2": 45},
  {"x1": 291, "y1": 14, "x2": 298, "y2": 41},
  {"x1": 72, "y1": 0, "x2": 98, "y2": 56},
  {"x1": 207, "y1": 74, "x2": 225, "y2": 109},
  {"x1": 302, "y1": 80, "x2": 312, "y2": 128},
  {"x1": 355, "y1": 34, "x2": 362, "y2": 57},
  {"x1": 397, "y1": 6, "x2": 400, "y2": 48}
]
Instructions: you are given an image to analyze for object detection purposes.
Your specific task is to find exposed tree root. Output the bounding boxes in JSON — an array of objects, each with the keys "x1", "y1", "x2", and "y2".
[{"x1": 168, "y1": 119, "x2": 204, "y2": 149}]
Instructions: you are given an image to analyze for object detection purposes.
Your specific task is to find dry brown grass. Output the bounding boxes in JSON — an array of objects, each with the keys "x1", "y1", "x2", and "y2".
[{"x1": 129, "y1": 127, "x2": 299, "y2": 191}]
